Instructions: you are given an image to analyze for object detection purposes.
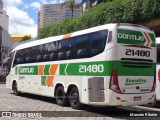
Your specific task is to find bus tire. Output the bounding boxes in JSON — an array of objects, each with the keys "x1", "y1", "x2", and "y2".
[
  {"x1": 152, "y1": 96, "x2": 159, "y2": 108},
  {"x1": 69, "y1": 86, "x2": 82, "y2": 109},
  {"x1": 13, "y1": 82, "x2": 20, "y2": 96},
  {"x1": 55, "y1": 86, "x2": 67, "y2": 106}
]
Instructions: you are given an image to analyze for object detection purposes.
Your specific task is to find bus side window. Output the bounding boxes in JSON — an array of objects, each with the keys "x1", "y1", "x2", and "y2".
[
  {"x1": 31, "y1": 45, "x2": 42, "y2": 63},
  {"x1": 5, "y1": 51, "x2": 15, "y2": 74},
  {"x1": 48, "y1": 42, "x2": 58, "y2": 61},
  {"x1": 90, "y1": 30, "x2": 108, "y2": 57},
  {"x1": 23, "y1": 48, "x2": 30, "y2": 63},
  {"x1": 107, "y1": 31, "x2": 112, "y2": 43},
  {"x1": 42, "y1": 43, "x2": 50, "y2": 62},
  {"x1": 13, "y1": 50, "x2": 22, "y2": 67},
  {"x1": 157, "y1": 45, "x2": 160, "y2": 63},
  {"x1": 58, "y1": 39, "x2": 72, "y2": 60},
  {"x1": 74, "y1": 34, "x2": 89, "y2": 58},
  {"x1": 20, "y1": 49, "x2": 27, "y2": 64}
]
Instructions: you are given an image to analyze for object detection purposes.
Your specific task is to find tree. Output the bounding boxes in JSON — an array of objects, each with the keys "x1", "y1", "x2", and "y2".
[
  {"x1": 22, "y1": 35, "x2": 31, "y2": 41},
  {"x1": 84, "y1": 0, "x2": 99, "y2": 10}
]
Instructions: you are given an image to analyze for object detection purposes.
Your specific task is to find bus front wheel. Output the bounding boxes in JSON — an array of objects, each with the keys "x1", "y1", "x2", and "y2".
[
  {"x1": 55, "y1": 86, "x2": 67, "y2": 106},
  {"x1": 69, "y1": 87, "x2": 82, "y2": 109},
  {"x1": 13, "y1": 82, "x2": 20, "y2": 96}
]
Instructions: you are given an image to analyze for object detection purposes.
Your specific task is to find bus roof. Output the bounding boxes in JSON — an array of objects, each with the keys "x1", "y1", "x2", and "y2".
[{"x1": 11, "y1": 24, "x2": 115, "y2": 52}]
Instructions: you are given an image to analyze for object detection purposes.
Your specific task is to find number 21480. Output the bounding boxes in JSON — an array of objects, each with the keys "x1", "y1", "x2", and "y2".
[
  {"x1": 125, "y1": 49, "x2": 150, "y2": 57},
  {"x1": 79, "y1": 65, "x2": 104, "y2": 73}
]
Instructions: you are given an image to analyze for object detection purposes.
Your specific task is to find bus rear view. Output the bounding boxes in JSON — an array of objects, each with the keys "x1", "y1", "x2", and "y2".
[{"x1": 107, "y1": 23, "x2": 156, "y2": 106}]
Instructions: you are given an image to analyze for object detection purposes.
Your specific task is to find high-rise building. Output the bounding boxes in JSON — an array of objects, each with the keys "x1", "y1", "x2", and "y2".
[
  {"x1": 38, "y1": 2, "x2": 82, "y2": 29},
  {"x1": 0, "y1": 0, "x2": 9, "y2": 31},
  {"x1": 0, "y1": 0, "x2": 12, "y2": 73},
  {"x1": 0, "y1": 26, "x2": 13, "y2": 70}
]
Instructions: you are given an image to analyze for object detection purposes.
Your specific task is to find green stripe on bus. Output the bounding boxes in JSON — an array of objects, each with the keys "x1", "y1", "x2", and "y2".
[
  {"x1": 17, "y1": 61, "x2": 155, "y2": 76},
  {"x1": 60, "y1": 64, "x2": 67, "y2": 75},
  {"x1": 41, "y1": 76, "x2": 47, "y2": 86},
  {"x1": 44, "y1": 65, "x2": 50, "y2": 75},
  {"x1": 60, "y1": 61, "x2": 155, "y2": 76}
]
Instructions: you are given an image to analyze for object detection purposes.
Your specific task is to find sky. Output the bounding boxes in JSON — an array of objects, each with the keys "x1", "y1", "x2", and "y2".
[{"x1": 3, "y1": 0, "x2": 81, "y2": 38}]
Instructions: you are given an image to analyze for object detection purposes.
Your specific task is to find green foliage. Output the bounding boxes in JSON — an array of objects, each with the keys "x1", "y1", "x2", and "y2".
[
  {"x1": 38, "y1": 0, "x2": 160, "y2": 39},
  {"x1": 22, "y1": 36, "x2": 31, "y2": 41}
]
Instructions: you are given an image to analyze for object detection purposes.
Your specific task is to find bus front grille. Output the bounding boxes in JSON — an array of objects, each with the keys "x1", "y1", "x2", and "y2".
[{"x1": 121, "y1": 58, "x2": 153, "y2": 68}]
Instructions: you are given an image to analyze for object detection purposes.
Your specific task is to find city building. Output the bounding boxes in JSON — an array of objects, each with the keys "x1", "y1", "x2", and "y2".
[
  {"x1": 0, "y1": 0, "x2": 9, "y2": 31},
  {"x1": 0, "y1": 0, "x2": 12, "y2": 71},
  {"x1": 11, "y1": 34, "x2": 31, "y2": 41},
  {"x1": 0, "y1": 26, "x2": 13, "y2": 69},
  {"x1": 38, "y1": 2, "x2": 82, "y2": 29}
]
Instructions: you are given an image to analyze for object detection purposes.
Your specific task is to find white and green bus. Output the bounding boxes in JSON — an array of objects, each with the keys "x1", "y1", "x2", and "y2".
[
  {"x1": 154, "y1": 37, "x2": 160, "y2": 107},
  {"x1": 6, "y1": 23, "x2": 156, "y2": 109}
]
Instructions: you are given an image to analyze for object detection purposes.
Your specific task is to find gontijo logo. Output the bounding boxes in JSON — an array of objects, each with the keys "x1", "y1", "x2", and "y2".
[
  {"x1": 20, "y1": 68, "x2": 34, "y2": 74},
  {"x1": 117, "y1": 29, "x2": 155, "y2": 47},
  {"x1": 118, "y1": 33, "x2": 145, "y2": 41},
  {"x1": 17, "y1": 66, "x2": 38, "y2": 75}
]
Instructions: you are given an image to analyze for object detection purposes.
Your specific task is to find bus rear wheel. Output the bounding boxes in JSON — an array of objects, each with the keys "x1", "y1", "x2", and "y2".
[
  {"x1": 69, "y1": 87, "x2": 82, "y2": 109},
  {"x1": 55, "y1": 86, "x2": 67, "y2": 106},
  {"x1": 151, "y1": 96, "x2": 160, "y2": 108},
  {"x1": 13, "y1": 82, "x2": 20, "y2": 96}
]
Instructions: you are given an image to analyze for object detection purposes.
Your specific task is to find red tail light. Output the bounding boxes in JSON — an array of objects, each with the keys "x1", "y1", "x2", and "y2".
[
  {"x1": 109, "y1": 70, "x2": 121, "y2": 93},
  {"x1": 158, "y1": 69, "x2": 160, "y2": 82},
  {"x1": 151, "y1": 71, "x2": 156, "y2": 92},
  {"x1": 116, "y1": 22, "x2": 120, "y2": 26}
]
